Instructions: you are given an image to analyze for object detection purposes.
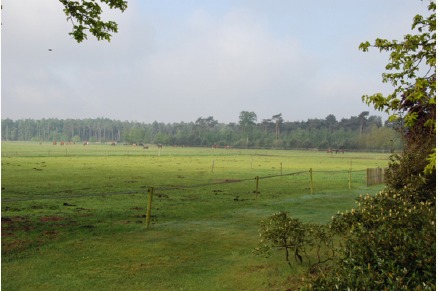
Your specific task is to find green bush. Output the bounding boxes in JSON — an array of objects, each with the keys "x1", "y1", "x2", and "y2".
[
  {"x1": 254, "y1": 212, "x2": 335, "y2": 270},
  {"x1": 303, "y1": 1, "x2": 436, "y2": 289},
  {"x1": 307, "y1": 191, "x2": 436, "y2": 289}
]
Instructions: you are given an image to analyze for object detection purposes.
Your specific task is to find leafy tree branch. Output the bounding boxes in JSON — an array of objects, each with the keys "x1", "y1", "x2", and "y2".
[
  {"x1": 360, "y1": 1, "x2": 435, "y2": 174},
  {"x1": 59, "y1": 0, "x2": 128, "y2": 42}
]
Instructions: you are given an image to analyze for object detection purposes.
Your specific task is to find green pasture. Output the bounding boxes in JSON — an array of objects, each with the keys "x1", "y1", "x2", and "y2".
[{"x1": 1, "y1": 142, "x2": 390, "y2": 290}]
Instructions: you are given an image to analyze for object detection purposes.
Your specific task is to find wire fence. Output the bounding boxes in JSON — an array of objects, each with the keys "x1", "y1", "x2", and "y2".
[
  {"x1": 1, "y1": 168, "x2": 384, "y2": 203},
  {"x1": 0, "y1": 145, "x2": 394, "y2": 159}
]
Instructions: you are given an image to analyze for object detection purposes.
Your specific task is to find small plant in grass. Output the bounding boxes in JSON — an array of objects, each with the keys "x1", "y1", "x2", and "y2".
[
  {"x1": 254, "y1": 212, "x2": 305, "y2": 268},
  {"x1": 253, "y1": 212, "x2": 335, "y2": 270}
]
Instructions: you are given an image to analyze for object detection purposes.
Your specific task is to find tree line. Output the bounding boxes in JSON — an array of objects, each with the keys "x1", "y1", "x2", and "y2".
[{"x1": 1, "y1": 111, "x2": 402, "y2": 151}]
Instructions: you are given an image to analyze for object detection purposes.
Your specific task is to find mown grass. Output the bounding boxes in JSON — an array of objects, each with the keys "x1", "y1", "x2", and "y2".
[{"x1": 1, "y1": 142, "x2": 390, "y2": 290}]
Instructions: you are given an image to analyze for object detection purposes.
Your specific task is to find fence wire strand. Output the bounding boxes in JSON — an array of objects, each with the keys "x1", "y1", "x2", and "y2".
[{"x1": 2, "y1": 169, "x2": 375, "y2": 203}]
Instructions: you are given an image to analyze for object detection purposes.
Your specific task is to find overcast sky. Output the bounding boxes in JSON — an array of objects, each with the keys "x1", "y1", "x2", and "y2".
[{"x1": 1, "y1": 1, "x2": 430, "y2": 124}]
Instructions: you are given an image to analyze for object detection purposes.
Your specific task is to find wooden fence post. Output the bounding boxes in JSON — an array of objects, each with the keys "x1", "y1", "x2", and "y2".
[
  {"x1": 255, "y1": 176, "x2": 260, "y2": 200},
  {"x1": 367, "y1": 168, "x2": 371, "y2": 186},
  {"x1": 146, "y1": 187, "x2": 154, "y2": 228},
  {"x1": 309, "y1": 168, "x2": 314, "y2": 194},
  {"x1": 366, "y1": 168, "x2": 386, "y2": 186},
  {"x1": 280, "y1": 162, "x2": 283, "y2": 176}
]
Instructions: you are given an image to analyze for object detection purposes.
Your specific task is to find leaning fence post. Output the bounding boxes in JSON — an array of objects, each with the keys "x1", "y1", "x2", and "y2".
[
  {"x1": 309, "y1": 168, "x2": 314, "y2": 194},
  {"x1": 255, "y1": 176, "x2": 260, "y2": 200},
  {"x1": 146, "y1": 187, "x2": 154, "y2": 228}
]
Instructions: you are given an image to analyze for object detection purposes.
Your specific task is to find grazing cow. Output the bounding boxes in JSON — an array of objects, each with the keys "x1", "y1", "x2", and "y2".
[
  {"x1": 111, "y1": 142, "x2": 116, "y2": 146},
  {"x1": 83, "y1": 141, "x2": 89, "y2": 146},
  {"x1": 157, "y1": 144, "x2": 163, "y2": 149},
  {"x1": 53, "y1": 141, "x2": 57, "y2": 145},
  {"x1": 143, "y1": 145, "x2": 149, "y2": 149},
  {"x1": 60, "y1": 141, "x2": 65, "y2": 146}
]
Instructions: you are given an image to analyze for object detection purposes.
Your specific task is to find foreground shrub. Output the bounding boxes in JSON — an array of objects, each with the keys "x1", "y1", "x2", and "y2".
[
  {"x1": 306, "y1": 190, "x2": 436, "y2": 290},
  {"x1": 305, "y1": 1, "x2": 436, "y2": 288}
]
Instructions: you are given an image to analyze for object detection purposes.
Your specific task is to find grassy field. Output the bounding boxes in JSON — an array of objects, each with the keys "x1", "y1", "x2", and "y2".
[{"x1": 1, "y1": 142, "x2": 390, "y2": 290}]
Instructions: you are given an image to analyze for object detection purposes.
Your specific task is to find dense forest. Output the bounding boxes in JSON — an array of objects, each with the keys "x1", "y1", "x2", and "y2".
[{"x1": 1, "y1": 111, "x2": 403, "y2": 151}]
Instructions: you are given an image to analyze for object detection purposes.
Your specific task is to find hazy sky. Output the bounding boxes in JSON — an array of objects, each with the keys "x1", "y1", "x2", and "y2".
[{"x1": 1, "y1": 1, "x2": 430, "y2": 124}]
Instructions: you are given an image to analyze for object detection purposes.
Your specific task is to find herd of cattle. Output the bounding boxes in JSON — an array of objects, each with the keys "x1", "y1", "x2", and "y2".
[
  {"x1": 326, "y1": 148, "x2": 345, "y2": 154},
  {"x1": 49, "y1": 142, "x2": 234, "y2": 150},
  {"x1": 51, "y1": 141, "x2": 162, "y2": 149},
  {"x1": 49, "y1": 141, "x2": 238, "y2": 150},
  {"x1": 50, "y1": 141, "x2": 345, "y2": 153}
]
